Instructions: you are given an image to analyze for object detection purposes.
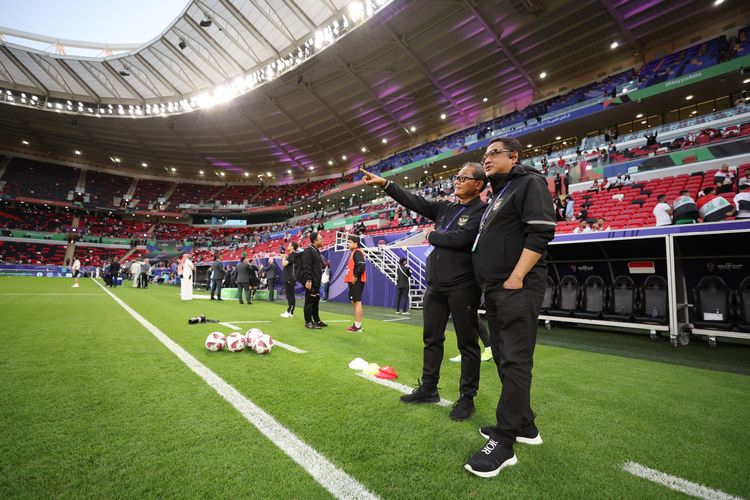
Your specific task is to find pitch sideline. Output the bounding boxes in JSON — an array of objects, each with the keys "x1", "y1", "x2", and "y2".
[{"x1": 92, "y1": 279, "x2": 378, "y2": 500}]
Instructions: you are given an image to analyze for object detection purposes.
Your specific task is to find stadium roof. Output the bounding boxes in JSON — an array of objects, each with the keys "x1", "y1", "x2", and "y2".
[{"x1": 0, "y1": 0, "x2": 746, "y2": 180}]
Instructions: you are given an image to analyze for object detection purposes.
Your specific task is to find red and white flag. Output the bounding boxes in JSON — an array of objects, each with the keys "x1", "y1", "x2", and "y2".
[{"x1": 628, "y1": 261, "x2": 655, "y2": 274}]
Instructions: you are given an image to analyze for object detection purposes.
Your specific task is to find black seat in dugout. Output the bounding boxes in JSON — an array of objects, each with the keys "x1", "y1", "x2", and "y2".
[
  {"x1": 540, "y1": 276, "x2": 555, "y2": 314},
  {"x1": 547, "y1": 275, "x2": 579, "y2": 316},
  {"x1": 603, "y1": 275, "x2": 636, "y2": 321},
  {"x1": 577, "y1": 275, "x2": 607, "y2": 319},
  {"x1": 634, "y1": 275, "x2": 668, "y2": 324},
  {"x1": 692, "y1": 276, "x2": 733, "y2": 330},
  {"x1": 735, "y1": 277, "x2": 750, "y2": 332}
]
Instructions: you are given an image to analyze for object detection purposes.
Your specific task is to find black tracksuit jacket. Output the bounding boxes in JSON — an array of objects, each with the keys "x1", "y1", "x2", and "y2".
[{"x1": 472, "y1": 164, "x2": 556, "y2": 293}]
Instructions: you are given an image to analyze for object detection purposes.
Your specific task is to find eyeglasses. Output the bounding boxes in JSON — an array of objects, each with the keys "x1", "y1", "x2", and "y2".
[
  {"x1": 482, "y1": 149, "x2": 513, "y2": 161},
  {"x1": 454, "y1": 175, "x2": 483, "y2": 183}
]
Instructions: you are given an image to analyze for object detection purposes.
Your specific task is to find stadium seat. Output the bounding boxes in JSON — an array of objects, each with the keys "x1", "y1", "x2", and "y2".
[
  {"x1": 540, "y1": 276, "x2": 555, "y2": 313},
  {"x1": 734, "y1": 277, "x2": 750, "y2": 332},
  {"x1": 576, "y1": 275, "x2": 607, "y2": 319},
  {"x1": 547, "y1": 275, "x2": 579, "y2": 316},
  {"x1": 691, "y1": 276, "x2": 733, "y2": 330},
  {"x1": 603, "y1": 275, "x2": 636, "y2": 321},
  {"x1": 634, "y1": 275, "x2": 668, "y2": 324}
]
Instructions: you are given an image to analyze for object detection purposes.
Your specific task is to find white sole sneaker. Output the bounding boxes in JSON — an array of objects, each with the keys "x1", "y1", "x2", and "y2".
[
  {"x1": 464, "y1": 454, "x2": 517, "y2": 478},
  {"x1": 449, "y1": 355, "x2": 461, "y2": 362},
  {"x1": 478, "y1": 428, "x2": 543, "y2": 445}
]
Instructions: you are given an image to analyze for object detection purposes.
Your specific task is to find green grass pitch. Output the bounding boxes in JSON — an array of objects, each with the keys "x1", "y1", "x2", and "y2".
[{"x1": 1, "y1": 277, "x2": 748, "y2": 498}]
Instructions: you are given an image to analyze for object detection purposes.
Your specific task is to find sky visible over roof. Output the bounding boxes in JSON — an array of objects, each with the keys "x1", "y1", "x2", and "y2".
[{"x1": 1, "y1": 0, "x2": 189, "y2": 56}]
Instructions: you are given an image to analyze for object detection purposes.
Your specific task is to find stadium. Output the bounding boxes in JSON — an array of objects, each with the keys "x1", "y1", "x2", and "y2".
[{"x1": 1, "y1": 0, "x2": 749, "y2": 496}]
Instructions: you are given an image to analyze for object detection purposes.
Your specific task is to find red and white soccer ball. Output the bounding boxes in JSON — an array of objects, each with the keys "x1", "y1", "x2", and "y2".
[
  {"x1": 205, "y1": 332, "x2": 226, "y2": 351},
  {"x1": 245, "y1": 328, "x2": 264, "y2": 350},
  {"x1": 226, "y1": 332, "x2": 247, "y2": 352},
  {"x1": 253, "y1": 333, "x2": 273, "y2": 354}
]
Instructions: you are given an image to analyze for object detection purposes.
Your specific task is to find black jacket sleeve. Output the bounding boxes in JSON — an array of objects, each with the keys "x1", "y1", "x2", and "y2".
[
  {"x1": 427, "y1": 205, "x2": 483, "y2": 250},
  {"x1": 352, "y1": 251, "x2": 365, "y2": 280},
  {"x1": 301, "y1": 248, "x2": 313, "y2": 282},
  {"x1": 518, "y1": 176, "x2": 556, "y2": 254},
  {"x1": 383, "y1": 181, "x2": 442, "y2": 221}
]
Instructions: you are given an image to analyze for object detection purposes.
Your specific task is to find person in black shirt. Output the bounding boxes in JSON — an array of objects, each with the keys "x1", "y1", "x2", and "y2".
[
  {"x1": 464, "y1": 137, "x2": 556, "y2": 478},
  {"x1": 280, "y1": 242, "x2": 299, "y2": 318},
  {"x1": 300, "y1": 232, "x2": 326, "y2": 329},
  {"x1": 361, "y1": 162, "x2": 487, "y2": 421},
  {"x1": 395, "y1": 257, "x2": 411, "y2": 314}
]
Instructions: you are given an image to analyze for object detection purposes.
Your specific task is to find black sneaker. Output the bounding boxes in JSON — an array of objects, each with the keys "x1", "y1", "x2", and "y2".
[
  {"x1": 315, "y1": 321, "x2": 328, "y2": 327},
  {"x1": 450, "y1": 395, "x2": 475, "y2": 421},
  {"x1": 400, "y1": 380, "x2": 440, "y2": 404},
  {"x1": 305, "y1": 322, "x2": 321, "y2": 329},
  {"x1": 479, "y1": 424, "x2": 543, "y2": 445},
  {"x1": 464, "y1": 439, "x2": 517, "y2": 478}
]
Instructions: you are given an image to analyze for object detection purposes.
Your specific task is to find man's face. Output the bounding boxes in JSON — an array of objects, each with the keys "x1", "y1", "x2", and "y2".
[
  {"x1": 314, "y1": 234, "x2": 323, "y2": 247},
  {"x1": 483, "y1": 142, "x2": 515, "y2": 176},
  {"x1": 721, "y1": 165, "x2": 729, "y2": 172},
  {"x1": 287, "y1": 243, "x2": 294, "y2": 253},
  {"x1": 348, "y1": 239, "x2": 357, "y2": 250},
  {"x1": 453, "y1": 166, "x2": 483, "y2": 199}
]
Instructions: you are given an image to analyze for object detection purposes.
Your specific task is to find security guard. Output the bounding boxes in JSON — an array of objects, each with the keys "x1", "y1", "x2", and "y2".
[
  {"x1": 464, "y1": 137, "x2": 556, "y2": 478},
  {"x1": 361, "y1": 163, "x2": 487, "y2": 421}
]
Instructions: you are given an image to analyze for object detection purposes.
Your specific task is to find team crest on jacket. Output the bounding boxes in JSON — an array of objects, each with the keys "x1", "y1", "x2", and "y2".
[
  {"x1": 492, "y1": 197, "x2": 504, "y2": 211},
  {"x1": 458, "y1": 215, "x2": 469, "y2": 226}
]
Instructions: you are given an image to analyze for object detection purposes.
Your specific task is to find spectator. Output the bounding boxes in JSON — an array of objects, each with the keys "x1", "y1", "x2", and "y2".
[
  {"x1": 672, "y1": 190, "x2": 699, "y2": 224},
  {"x1": 644, "y1": 130, "x2": 658, "y2": 147},
  {"x1": 573, "y1": 220, "x2": 591, "y2": 233},
  {"x1": 738, "y1": 171, "x2": 750, "y2": 190},
  {"x1": 608, "y1": 175, "x2": 622, "y2": 191},
  {"x1": 565, "y1": 195, "x2": 575, "y2": 221},
  {"x1": 714, "y1": 164, "x2": 736, "y2": 194},
  {"x1": 596, "y1": 217, "x2": 610, "y2": 231},
  {"x1": 653, "y1": 195, "x2": 673, "y2": 226},
  {"x1": 554, "y1": 174, "x2": 562, "y2": 196},
  {"x1": 735, "y1": 184, "x2": 750, "y2": 218},
  {"x1": 588, "y1": 179, "x2": 600, "y2": 192},
  {"x1": 698, "y1": 187, "x2": 735, "y2": 222}
]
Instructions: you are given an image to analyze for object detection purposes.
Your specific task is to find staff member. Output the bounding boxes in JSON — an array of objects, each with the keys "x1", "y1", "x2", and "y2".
[
  {"x1": 280, "y1": 242, "x2": 299, "y2": 318},
  {"x1": 396, "y1": 257, "x2": 411, "y2": 314},
  {"x1": 361, "y1": 163, "x2": 486, "y2": 421},
  {"x1": 301, "y1": 232, "x2": 327, "y2": 329},
  {"x1": 344, "y1": 235, "x2": 367, "y2": 332},
  {"x1": 464, "y1": 137, "x2": 555, "y2": 478},
  {"x1": 262, "y1": 258, "x2": 277, "y2": 301},
  {"x1": 234, "y1": 256, "x2": 252, "y2": 305}
]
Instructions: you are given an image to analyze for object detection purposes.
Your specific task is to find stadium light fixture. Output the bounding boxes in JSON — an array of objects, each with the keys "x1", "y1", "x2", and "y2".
[
  {"x1": 713, "y1": 0, "x2": 724, "y2": 5},
  {"x1": 171, "y1": 167, "x2": 177, "y2": 172},
  {"x1": 555, "y1": 136, "x2": 561, "y2": 140},
  {"x1": 440, "y1": 113, "x2": 446, "y2": 120},
  {"x1": 244, "y1": 172, "x2": 249, "y2": 177},
  {"x1": 743, "y1": 78, "x2": 750, "y2": 84},
  {"x1": 309, "y1": 166, "x2": 314, "y2": 170},
  {"x1": 266, "y1": 172, "x2": 272, "y2": 177},
  {"x1": 526, "y1": 144, "x2": 532, "y2": 148},
  {"x1": 328, "y1": 160, "x2": 334, "y2": 165},
  {"x1": 342, "y1": 155, "x2": 347, "y2": 160},
  {"x1": 287, "y1": 169, "x2": 292, "y2": 174},
  {"x1": 114, "y1": 157, "x2": 121, "y2": 163},
  {"x1": 382, "y1": 138, "x2": 388, "y2": 143},
  {"x1": 220, "y1": 172, "x2": 225, "y2": 177},
  {"x1": 74, "y1": 150, "x2": 81, "y2": 155},
  {"x1": 641, "y1": 120, "x2": 647, "y2": 124},
  {"x1": 410, "y1": 126, "x2": 416, "y2": 132},
  {"x1": 482, "y1": 97, "x2": 488, "y2": 102},
  {"x1": 685, "y1": 95, "x2": 694, "y2": 100},
  {"x1": 442, "y1": 165, "x2": 447, "y2": 168},
  {"x1": 539, "y1": 71, "x2": 547, "y2": 79},
  {"x1": 610, "y1": 41, "x2": 619, "y2": 50},
  {"x1": 691, "y1": 110, "x2": 697, "y2": 114},
  {"x1": 142, "y1": 162, "x2": 147, "y2": 167},
  {"x1": 636, "y1": 113, "x2": 643, "y2": 118},
  {"x1": 199, "y1": 170, "x2": 204, "y2": 175},
  {"x1": 361, "y1": 146, "x2": 367, "y2": 152},
  {"x1": 21, "y1": 140, "x2": 29, "y2": 145},
  {"x1": 349, "y1": 1, "x2": 364, "y2": 22}
]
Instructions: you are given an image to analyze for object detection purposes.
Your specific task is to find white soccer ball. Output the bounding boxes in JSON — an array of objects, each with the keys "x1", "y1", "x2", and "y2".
[
  {"x1": 226, "y1": 332, "x2": 247, "y2": 352},
  {"x1": 253, "y1": 334, "x2": 273, "y2": 354},
  {"x1": 205, "y1": 332, "x2": 226, "y2": 352},
  {"x1": 245, "y1": 328, "x2": 264, "y2": 349}
]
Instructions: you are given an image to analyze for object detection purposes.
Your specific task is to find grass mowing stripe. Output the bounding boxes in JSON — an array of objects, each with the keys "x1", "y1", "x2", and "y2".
[
  {"x1": 356, "y1": 372, "x2": 454, "y2": 407},
  {"x1": 623, "y1": 461, "x2": 744, "y2": 500},
  {"x1": 91, "y1": 279, "x2": 378, "y2": 500}
]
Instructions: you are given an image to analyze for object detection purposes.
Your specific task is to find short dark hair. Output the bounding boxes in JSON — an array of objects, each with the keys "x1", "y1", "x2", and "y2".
[
  {"x1": 680, "y1": 190, "x2": 690, "y2": 195},
  {"x1": 347, "y1": 234, "x2": 360, "y2": 247},
  {"x1": 703, "y1": 187, "x2": 715, "y2": 195},
  {"x1": 489, "y1": 137, "x2": 523, "y2": 158},
  {"x1": 310, "y1": 231, "x2": 319, "y2": 243},
  {"x1": 740, "y1": 183, "x2": 750, "y2": 191},
  {"x1": 290, "y1": 242, "x2": 298, "y2": 250},
  {"x1": 657, "y1": 194, "x2": 667, "y2": 202}
]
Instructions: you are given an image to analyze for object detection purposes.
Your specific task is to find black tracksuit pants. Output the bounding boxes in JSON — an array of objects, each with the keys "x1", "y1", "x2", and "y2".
[
  {"x1": 421, "y1": 285, "x2": 481, "y2": 397},
  {"x1": 267, "y1": 278, "x2": 276, "y2": 300},
  {"x1": 285, "y1": 282, "x2": 296, "y2": 313},
  {"x1": 396, "y1": 286, "x2": 409, "y2": 312},
  {"x1": 484, "y1": 287, "x2": 545, "y2": 448},
  {"x1": 304, "y1": 286, "x2": 321, "y2": 324}
]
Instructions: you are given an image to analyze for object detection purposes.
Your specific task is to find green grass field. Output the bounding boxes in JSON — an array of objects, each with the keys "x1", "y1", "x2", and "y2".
[{"x1": 1, "y1": 277, "x2": 749, "y2": 498}]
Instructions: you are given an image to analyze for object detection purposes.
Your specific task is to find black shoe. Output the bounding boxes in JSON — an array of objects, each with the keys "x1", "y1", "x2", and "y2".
[
  {"x1": 210, "y1": 297, "x2": 215, "y2": 300},
  {"x1": 305, "y1": 322, "x2": 321, "y2": 329},
  {"x1": 315, "y1": 321, "x2": 328, "y2": 327},
  {"x1": 450, "y1": 395, "x2": 475, "y2": 421},
  {"x1": 247, "y1": 302, "x2": 252, "y2": 305},
  {"x1": 400, "y1": 380, "x2": 440, "y2": 404},
  {"x1": 479, "y1": 423, "x2": 543, "y2": 445},
  {"x1": 217, "y1": 298, "x2": 223, "y2": 301},
  {"x1": 239, "y1": 301, "x2": 244, "y2": 304},
  {"x1": 464, "y1": 440, "x2": 517, "y2": 478}
]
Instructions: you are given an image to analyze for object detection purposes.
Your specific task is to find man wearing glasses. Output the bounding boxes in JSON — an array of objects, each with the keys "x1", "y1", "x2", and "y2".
[
  {"x1": 361, "y1": 163, "x2": 487, "y2": 421},
  {"x1": 464, "y1": 137, "x2": 556, "y2": 478}
]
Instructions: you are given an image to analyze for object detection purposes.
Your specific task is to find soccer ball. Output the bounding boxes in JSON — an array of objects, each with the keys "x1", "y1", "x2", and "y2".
[
  {"x1": 253, "y1": 334, "x2": 273, "y2": 354},
  {"x1": 245, "y1": 328, "x2": 264, "y2": 349},
  {"x1": 226, "y1": 332, "x2": 247, "y2": 352},
  {"x1": 205, "y1": 332, "x2": 226, "y2": 351}
]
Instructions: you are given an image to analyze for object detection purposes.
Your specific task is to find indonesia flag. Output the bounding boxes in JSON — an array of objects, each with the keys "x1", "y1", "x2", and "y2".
[{"x1": 628, "y1": 261, "x2": 655, "y2": 274}]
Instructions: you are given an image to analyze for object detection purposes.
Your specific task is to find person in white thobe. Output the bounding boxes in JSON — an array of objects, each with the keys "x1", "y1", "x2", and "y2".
[
  {"x1": 131, "y1": 261, "x2": 141, "y2": 287},
  {"x1": 180, "y1": 254, "x2": 195, "y2": 301}
]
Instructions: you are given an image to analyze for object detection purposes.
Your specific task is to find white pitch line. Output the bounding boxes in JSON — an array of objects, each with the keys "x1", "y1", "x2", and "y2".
[
  {"x1": 273, "y1": 340, "x2": 307, "y2": 354},
  {"x1": 225, "y1": 320, "x2": 272, "y2": 324},
  {"x1": 356, "y1": 372, "x2": 454, "y2": 408},
  {"x1": 0, "y1": 293, "x2": 101, "y2": 296},
  {"x1": 623, "y1": 462, "x2": 743, "y2": 500},
  {"x1": 219, "y1": 322, "x2": 242, "y2": 330},
  {"x1": 92, "y1": 279, "x2": 377, "y2": 500},
  {"x1": 383, "y1": 317, "x2": 409, "y2": 322}
]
